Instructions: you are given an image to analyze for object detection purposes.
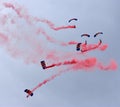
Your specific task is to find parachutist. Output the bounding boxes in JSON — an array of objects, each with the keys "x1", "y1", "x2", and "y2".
[{"x1": 24, "y1": 89, "x2": 33, "y2": 98}]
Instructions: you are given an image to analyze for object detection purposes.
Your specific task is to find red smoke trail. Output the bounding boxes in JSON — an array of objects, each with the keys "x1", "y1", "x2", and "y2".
[
  {"x1": 2, "y1": 2, "x2": 78, "y2": 46},
  {"x1": 71, "y1": 57, "x2": 117, "y2": 71},
  {"x1": 81, "y1": 44, "x2": 99, "y2": 53},
  {"x1": 81, "y1": 40, "x2": 102, "y2": 52},
  {"x1": 36, "y1": 28, "x2": 57, "y2": 43},
  {"x1": 98, "y1": 44, "x2": 108, "y2": 51},
  {"x1": 52, "y1": 25, "x2": 76, "y2": 31},
  {"x1": 0, "y1": 1, "x2": 115, "y2": 65},
  {"x1": 0, "y1": 32, "x2": 9, "y2": 45},
  {"x1": 31, "y1": 69, "x2": 66, "y2": 92},
  {"x1": 2, "y1": 1, "x2": 107, "y2": 49},
  {"x1": 0, "y1": 1, "x2": 80, "y2": 64},
  {"x1": 1, "y1": 2, "x2": 106, "y2": 51},
  {"x1": 0, "y1": 1, "x2": 118, "y2": 98},
  {"x1": 67, "y1": 41, "x2": 78, "y2": 45},
  {"x1": 30, "y1": 57, "x2": 117, "y2": 94},
  {"x1": 42, "y1": 59, "x2": 77, "y2": 69},
  {"x1": 3, "y1": 2, "x2": 76, "y2": 31},
  {"x1": 97, "y1": 60, "x2": 117, "y2": 71},
  {"x1": 61, "y1": 41, "x2": 78, "y2": 46},
  {"x1": 36, "y1": 28, "x2": 80, "y2": 46},
  {"x1": 34, "y1": 17, "x2": 76, "y2": 31},
  {"x1": 3, "y1": 2, "x2": 22, "y2": 17},
  {"x1": 42, "y1": 57, "x2": 117, "y2": 70}
]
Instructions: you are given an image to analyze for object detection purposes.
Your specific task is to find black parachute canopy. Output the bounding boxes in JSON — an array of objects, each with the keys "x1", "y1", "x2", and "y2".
[{"x1": 68, "y1": 18, "x2": 78, "y2": 23}]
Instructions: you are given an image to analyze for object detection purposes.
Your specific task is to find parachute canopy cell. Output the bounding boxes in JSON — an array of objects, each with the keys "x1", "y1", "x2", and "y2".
[
  {"x1": 94, "y1": 32, "x2": 103, "y2": 37},
  {"x1": 81, "y1": 34, "x2": 90, "y2": 37},
  {"x1": 41, "y1": 60, "x2": 46, "y2": 69},
  {"x1": 68, "y1": 18, "x2": 78, "y2": 23}
]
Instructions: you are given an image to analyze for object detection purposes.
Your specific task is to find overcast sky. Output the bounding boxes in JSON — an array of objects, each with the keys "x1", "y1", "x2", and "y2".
[{"x1": 0, "y1": 0, "x2": 120, "y2": 107}]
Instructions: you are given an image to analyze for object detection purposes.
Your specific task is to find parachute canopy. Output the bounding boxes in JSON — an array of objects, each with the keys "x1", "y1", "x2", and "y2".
[
  {"x1": 94, "y1": 32, "x2": 103, "y2": 37},
  {"x1": 24, "y1": 89, "x2": 33, "y2": 97},
  {"x1": 81, "y1": 34, "x2": 90, "y2": 37},
  {"x1": 41, "y1": 60, "x2": 46, "y2": 69},
  {"x1": 68, "y1": 18, "x2": 78, "y2": 23},
  {"x1": 76, "y1": 43, "x2": 82, "y2": 51}
]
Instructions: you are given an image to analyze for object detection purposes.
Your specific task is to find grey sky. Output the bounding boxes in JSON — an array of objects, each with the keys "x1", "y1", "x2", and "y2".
[{"x1": 0, "y1": 0, "x2": 120, "y2": 107}]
